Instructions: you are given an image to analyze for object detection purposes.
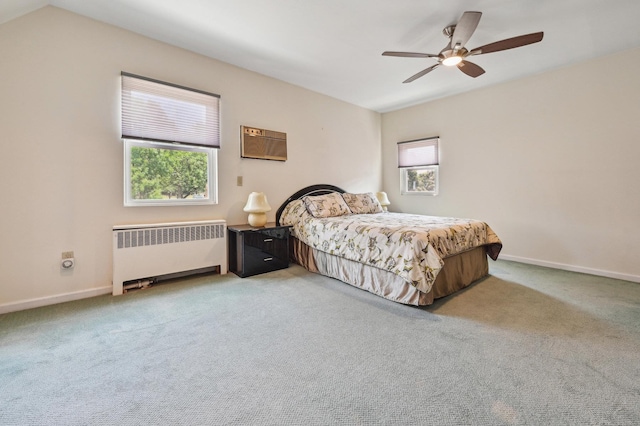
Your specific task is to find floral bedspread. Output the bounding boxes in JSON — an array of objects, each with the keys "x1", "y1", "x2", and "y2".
[{"x1": 280, "y1": 199, "x2": 502, "y2": 294}]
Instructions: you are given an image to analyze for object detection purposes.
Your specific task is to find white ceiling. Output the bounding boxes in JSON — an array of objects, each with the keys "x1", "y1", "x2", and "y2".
[{"x1": 3, "y1": 0, "x2": 640, "y2": 112}]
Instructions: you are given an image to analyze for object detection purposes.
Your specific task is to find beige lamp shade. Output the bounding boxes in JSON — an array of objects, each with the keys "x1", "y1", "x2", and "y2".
[
  {"x1": 243, "y1": 192, "x2": 271, "y2": 227},
  {"x1": 376, "y1": 191, "x2": 391, "y2": 211}
]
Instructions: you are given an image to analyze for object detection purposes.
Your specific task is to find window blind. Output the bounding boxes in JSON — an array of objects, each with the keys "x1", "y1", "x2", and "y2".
[
  {"x1": 397, "y1": 137, "x2": 439, "y2": 168},
  {"x1": 121, "y1": 72, "x2": 220, "y2": 148}
]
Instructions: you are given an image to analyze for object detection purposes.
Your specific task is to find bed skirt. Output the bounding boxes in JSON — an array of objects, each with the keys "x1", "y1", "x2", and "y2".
[{"x1": 291, "y1": 237, "x2": 489, "y2": 306}]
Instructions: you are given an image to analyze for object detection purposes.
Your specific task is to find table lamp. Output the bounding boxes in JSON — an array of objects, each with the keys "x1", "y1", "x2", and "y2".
[
  {"x1": 376, "y1": 191, "x2": 391, "y2": 212},
  {"x1": 243, "y1": 192, "x2": 271, "y2": 227}
]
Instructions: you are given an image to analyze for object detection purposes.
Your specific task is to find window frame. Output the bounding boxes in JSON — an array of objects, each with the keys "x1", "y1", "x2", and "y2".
[
  {"x1": 400, "y1": 165, "x2": 439, "y2": 196},
  {"x1": 398, "y1": 137, "x2": 440, "y2": 196},
  {"x1": 121, "y1": 72, "x2": 221, "y2": 207},
  {"x1": 124, "y1": 139, "x2": 218, "y2": 207}
]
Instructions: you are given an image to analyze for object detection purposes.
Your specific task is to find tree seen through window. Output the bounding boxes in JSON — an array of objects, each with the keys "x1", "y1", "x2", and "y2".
[
  {"x1": 406, "y1": 168, "x2": 436, "y2": 192},
  {"x1": 130, "y1": 145, "x2": 208, "y2": 200}
]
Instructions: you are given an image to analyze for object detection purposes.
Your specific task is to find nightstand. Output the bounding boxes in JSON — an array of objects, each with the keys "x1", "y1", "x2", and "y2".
[{"x1": 227, "y1": 223, "x2": 291, "y2": 277}]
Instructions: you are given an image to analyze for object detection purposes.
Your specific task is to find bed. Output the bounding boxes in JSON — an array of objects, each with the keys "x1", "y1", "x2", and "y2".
[{"x1": 275, "y1": 184, "x2": 502, "y2": 306}]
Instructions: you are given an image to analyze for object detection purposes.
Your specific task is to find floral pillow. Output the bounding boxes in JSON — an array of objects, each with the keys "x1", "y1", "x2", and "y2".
[
  {"x1": 279, "y1": 199, "x2": 308, "y2": 226},
  {"x1": 303, "y1": 192, "x2": 352, "y2": 218},
  {"x1": 341, "y1": 192, "x2": 383, "y2": 214}
]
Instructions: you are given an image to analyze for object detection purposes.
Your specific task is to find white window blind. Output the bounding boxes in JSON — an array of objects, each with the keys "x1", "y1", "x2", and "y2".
[
  {"x1": 121, "y1": 72, "x2": 220, "y2": 148},
  {"x1": 397, "y1": 137, "x2": 439, "y2": 168}
]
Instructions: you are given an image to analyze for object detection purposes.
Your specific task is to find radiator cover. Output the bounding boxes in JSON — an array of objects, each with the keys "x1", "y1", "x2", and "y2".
[{"x1": 112, "y1": 220, "x2": 227, "y2": 295}]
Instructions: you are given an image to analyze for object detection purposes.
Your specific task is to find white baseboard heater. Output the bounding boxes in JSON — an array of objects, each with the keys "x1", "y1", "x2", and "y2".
[{"x1": 112, "y1": 219, "x2": 227, "y2": 296}]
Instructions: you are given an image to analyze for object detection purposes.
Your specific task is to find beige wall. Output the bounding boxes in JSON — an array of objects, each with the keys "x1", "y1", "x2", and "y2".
[
  {"x1": 2, "y1": 6, "x2": 637, "y2": 312},
  {"x1": 0, "y1": 7, "x2": 381, "y2": 310},
  {"x1": 382, "y1": 48, "x2": 640, "y2": 281}
]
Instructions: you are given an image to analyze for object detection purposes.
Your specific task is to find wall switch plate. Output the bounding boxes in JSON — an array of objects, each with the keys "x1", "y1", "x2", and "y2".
[{"x1": 237, "y1": 176, "x2": 243, "y2": 186}]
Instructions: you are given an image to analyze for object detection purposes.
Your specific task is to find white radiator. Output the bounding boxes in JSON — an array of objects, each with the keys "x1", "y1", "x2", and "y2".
[{"x1": 112, "y1": 219, "x2": 227, "y2": 295}]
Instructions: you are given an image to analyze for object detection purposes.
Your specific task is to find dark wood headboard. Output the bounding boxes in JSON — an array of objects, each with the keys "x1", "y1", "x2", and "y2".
[{"x1": 275, "y1": 184, "x2": 346, "y2": 225}]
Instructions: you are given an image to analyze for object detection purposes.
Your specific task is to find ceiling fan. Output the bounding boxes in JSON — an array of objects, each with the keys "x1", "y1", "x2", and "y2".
[{"x1": 382, "y1": 11, "x2": 544, "y2": 83}]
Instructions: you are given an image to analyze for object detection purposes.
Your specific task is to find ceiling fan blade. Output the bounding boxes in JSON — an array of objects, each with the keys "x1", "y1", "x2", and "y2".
[
  {"x1": 457, "y1": 60, "x2": 485, "y2": 78},
  {"x1": 382, "y1": 51, "x2": 439, "y2": 58},
  {"x1": 403, "y1": 64, "x2": 440, "y2": 83},
  {"x1": 451, "y1": 11, "x2": 482, "y2": 50},
  {"x1": 469, "y1": 32, "x2": 544, "y2": 55}
]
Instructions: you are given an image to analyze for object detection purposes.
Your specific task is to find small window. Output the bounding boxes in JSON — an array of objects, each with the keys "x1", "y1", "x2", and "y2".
[
  {"x1": 401, "y1": 166, "x2": 439, "y2": 195},
  {"x1": 121, "y1": 72, "x2": 220, "y2": 206},
  {"x1": 398, "y1": 137, "x2": 439, "y2": 196}
]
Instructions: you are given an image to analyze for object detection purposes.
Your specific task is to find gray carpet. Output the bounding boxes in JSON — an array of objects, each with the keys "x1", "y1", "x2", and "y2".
[{"x1": 1, "y1": 260, "x2": 639, "y2": 425}]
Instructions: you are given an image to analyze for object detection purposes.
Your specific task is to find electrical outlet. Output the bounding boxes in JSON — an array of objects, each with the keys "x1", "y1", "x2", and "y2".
[
  {"x1": 61, "y1": 258, "x2": 75, "y2": 270},
  {"x1": 62, "y1": 251, "x2": 74, "y2": 259},
  {"x1": 237, "y1": 176, "x2": 243, "y2": 186}
]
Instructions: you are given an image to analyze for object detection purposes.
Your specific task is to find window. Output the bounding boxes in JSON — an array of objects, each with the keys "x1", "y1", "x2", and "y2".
[
  {"x1": 121, "y1": 72, "x2": 220, "y2": 206},
  {"x1": 398, "y1": 137, "x2": 439, "y2": 196},
  {"x1": 124, "y1": 140, "x2": 217, "y2": 206}
]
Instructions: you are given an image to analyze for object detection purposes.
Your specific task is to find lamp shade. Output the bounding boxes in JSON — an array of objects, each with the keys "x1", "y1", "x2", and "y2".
[
  {"x1": 243, "y1": 192, "x2": 271, "y2": 213},
  {"x1": 376, "y1": 192, "x2": 390, "y2": 206},
  {"x1": 243, "y1": 192, "x2": 271, "y2": 227},
  {"x1": 376, "y1": 192, "x2": 390, "y2": 211}
]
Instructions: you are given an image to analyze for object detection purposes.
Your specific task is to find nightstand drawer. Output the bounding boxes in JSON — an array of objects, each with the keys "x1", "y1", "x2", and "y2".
[
  {"x1": 242, "y1": 245, "x2": 288, "y2": 277},
  {"x1": 243, "y1": 230, "x2": 288, "y2": 257},
  {"x1": 227, "y1": 223, "x2": 291, "y2": 278}
]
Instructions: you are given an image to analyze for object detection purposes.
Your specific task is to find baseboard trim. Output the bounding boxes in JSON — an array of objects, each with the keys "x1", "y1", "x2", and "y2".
[
  {"x1": 498, "y1": 254, "x2": 640, "y2": 283},
  {"x1": 0, "y1": 286, "x2": 112, "y2": 315},
  {"x1": 2, "y1": 256, "x2": 638, "y2": 315}
]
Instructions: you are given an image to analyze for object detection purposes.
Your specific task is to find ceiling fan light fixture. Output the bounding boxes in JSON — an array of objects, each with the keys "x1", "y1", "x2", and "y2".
[
  {"x1": 382, "y1": 11, "x2": 543, "y2": 83},
  {"x1": 442, "y1": 55, "x2": 463, "y2": 66}
]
